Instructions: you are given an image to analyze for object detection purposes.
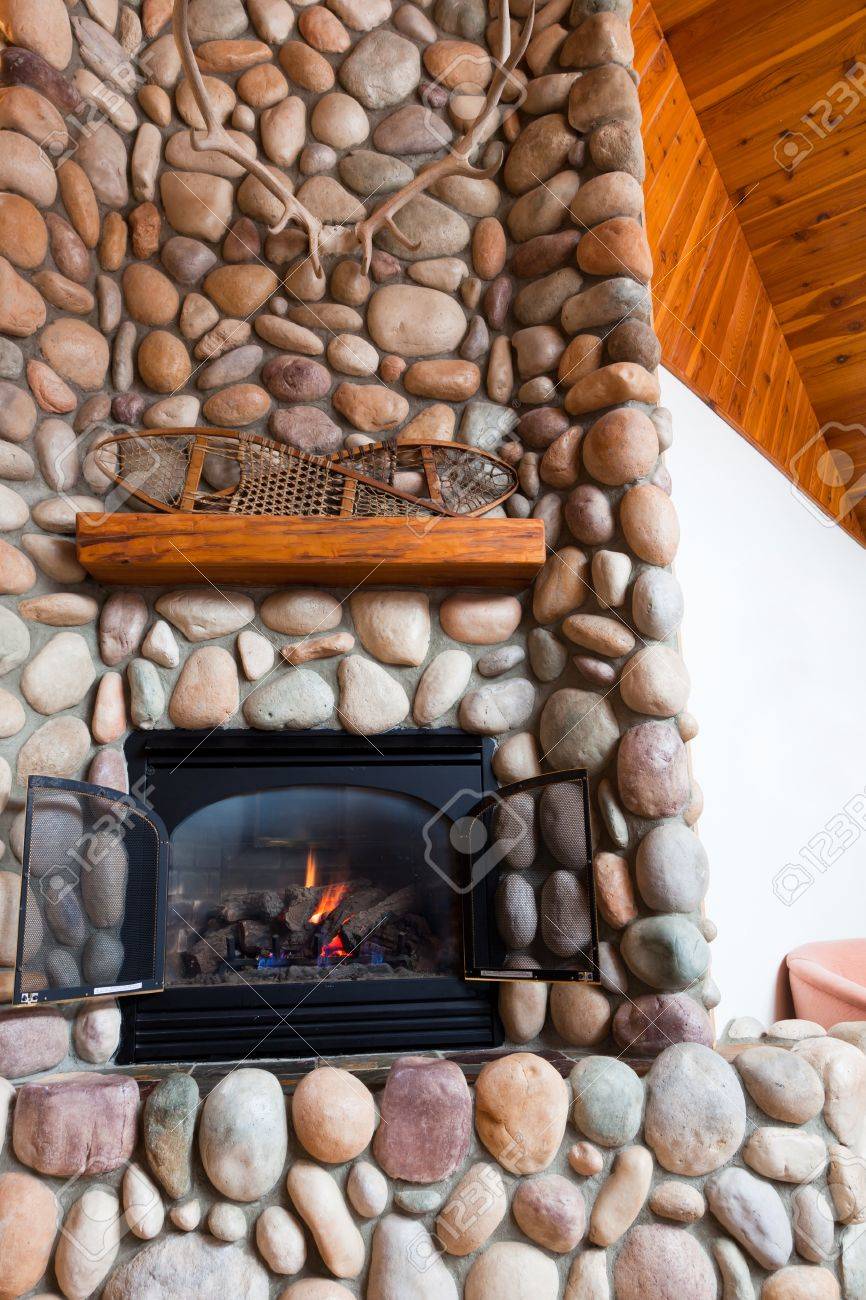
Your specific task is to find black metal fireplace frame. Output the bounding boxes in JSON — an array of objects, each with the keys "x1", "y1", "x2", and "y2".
[{"x1": 118, "y1": 728, "x2": 503, "y2": 1064}]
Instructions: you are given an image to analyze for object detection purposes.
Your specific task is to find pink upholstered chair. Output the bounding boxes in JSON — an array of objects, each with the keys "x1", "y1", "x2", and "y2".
[{"x1": 787, "y1": 940, "x2": 866, "y2": 1027}]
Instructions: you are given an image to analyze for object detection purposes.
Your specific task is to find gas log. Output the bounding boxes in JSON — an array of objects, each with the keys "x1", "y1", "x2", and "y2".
[{"x1": 177, "y1": 878, "x2": 438, "y2": 981}]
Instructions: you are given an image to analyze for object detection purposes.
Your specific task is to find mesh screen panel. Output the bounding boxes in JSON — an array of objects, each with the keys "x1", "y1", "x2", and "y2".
[
  {"x1": 16, "y1": 777, "x2": 167, "y2": 1005},
  {"x1": 462, "y1": 770, "x2": 598, "y2": 983},
  {"x1": 116, "y1": 433, "x2": 194, "y2": 509}
]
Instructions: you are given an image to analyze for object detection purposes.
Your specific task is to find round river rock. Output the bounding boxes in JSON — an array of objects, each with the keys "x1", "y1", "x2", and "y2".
[
  {"x1": 475, "y1": 1052, "x2": 569, "y2": 1174},
  {"x1": 614, "y1": 1224, "x2": 717, "y2": 1299},
  {"x1": 291, "y1": 1067, "x2": 376, "y2": 1164},
  {"x1": 199, "y1": 1068, "x2": 288, "y2": 1202},
  {"x1": 539, "y1": 688, "x2": 620, "y2": 773},
  {"x1": 635, "y1": 821, "x2": 709, "y2": 913},
  {"x1": 366, "y1": 285, "x2": 466, "y2": 356},
  {"x1": 644, "y1": 1043, "x2": 746, "y2": 1176},
  {"x1": 617, "y1": 722, "x2": 690, "y2": 818},
  {"x1": 570, "y1": 1056, "x2": 643, "y2": 1147}
]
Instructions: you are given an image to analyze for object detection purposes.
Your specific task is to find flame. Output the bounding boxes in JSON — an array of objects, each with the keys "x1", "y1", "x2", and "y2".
[
  {"x1": 304, "y1": 846, "x2": 317, "y2": 889},
  {"x1": 309, "y1": 881, "x2": 348, "y2": 927},
  {"x1": 318, "y1": 933, "x2": 348, "y2": 964},
  {"x1": 304, "y1": 847, "x2": 349, "y2": 927}
]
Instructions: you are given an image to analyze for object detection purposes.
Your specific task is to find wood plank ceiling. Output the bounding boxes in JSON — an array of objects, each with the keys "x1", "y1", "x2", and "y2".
[{"x1": 635, "y1": 0, "x2": 866, "y2": 543}]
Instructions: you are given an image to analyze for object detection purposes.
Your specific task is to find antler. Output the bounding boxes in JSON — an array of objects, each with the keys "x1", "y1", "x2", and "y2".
[
  {"x1": 173, "y1": 0, "x2": 324, "y2": 273},
  {"x1": 172, "y1": 0, "x2": 533, "y2": 277},
  {"x1": 353, "y1": 0, "x2": 535, "y2": 271}
]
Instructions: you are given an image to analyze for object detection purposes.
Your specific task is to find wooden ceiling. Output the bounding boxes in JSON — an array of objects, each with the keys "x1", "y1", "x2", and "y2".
[{"x1": 637, "y1": 0, "x2": 866, "y2": 542}]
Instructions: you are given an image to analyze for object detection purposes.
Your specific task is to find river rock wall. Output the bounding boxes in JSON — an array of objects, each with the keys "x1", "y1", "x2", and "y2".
[
  {"x1": 1, "y1": 1019, "x2": 864, "y2": 1296},
  {"x1": 0, "y1": 0, "x2": 712, "y2": 1064}
]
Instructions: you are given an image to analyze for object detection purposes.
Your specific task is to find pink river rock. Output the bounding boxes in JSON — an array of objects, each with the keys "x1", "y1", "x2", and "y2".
[
  {"x1": 617, "y1": 721, "x2": 690, "y2": 819},
  {"x1": 613, "y1": 994, "x2": 714, "y2": 1058},
  {"x1": 12, "y1": 1071, "x2": 138, "y2": 1175},
  {"x1": 439, "y1": 593, "x2": 522, "y2": 645},
  {"x1": 0, "y1": 1006, "x2": 68, "y2": 1080},
  {"x1": 372, "y1": 1055, "x2": 472, "y2": 1183},
  {"x1": 614, "y1": 1224, "x2": 717, "y2": 1299}
]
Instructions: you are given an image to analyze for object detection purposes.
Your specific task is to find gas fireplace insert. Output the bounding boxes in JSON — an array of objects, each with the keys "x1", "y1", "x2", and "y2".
[
  {"x1": 14, "y1": 729, "x2": 597, "y2": 1063},
  {"x1": 118, "y1": 729, "x2": 501, "y2": 1063}
]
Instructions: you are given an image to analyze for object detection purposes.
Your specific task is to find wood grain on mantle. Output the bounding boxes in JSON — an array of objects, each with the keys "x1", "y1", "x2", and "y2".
[{"x1": 75, "y1": 513, "x2": 547, "y2": 589}]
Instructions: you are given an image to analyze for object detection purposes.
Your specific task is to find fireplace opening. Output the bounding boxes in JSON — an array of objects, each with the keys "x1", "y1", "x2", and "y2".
[
  {"x1": 166, "y1": 783, "x2": 460, "y2": 987},
  {"x1": 117, "y1": 730, "x2": 502, "y2": 1063}
]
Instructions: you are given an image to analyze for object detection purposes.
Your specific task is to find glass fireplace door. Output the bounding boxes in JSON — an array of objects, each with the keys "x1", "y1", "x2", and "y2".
[{"x1": 166, "y1": 784, "x2": 460, "y2": 986}]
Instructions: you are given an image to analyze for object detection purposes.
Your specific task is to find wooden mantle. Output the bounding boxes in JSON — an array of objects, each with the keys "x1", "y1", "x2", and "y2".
[{"x1": 76, "y1": 514, "x2": 546, "y2": 588}]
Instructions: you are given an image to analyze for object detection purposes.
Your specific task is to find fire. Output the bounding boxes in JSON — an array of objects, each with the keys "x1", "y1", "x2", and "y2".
[
  {"x1": 318, "y1": 933, "x2": 348, "y2": 964},
  {"x1": 304, "y1": 846, "x2": 349, "y2": 928},
  {"x1": 308, "y1": 881, "x2": 348, "y2": 927},
  {"x1": 304, "y1": 846, "x2": 317, "y2": 889}
]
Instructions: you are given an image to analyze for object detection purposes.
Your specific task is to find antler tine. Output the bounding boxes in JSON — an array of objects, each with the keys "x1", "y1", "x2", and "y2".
[
  {"x1": 455, "y1": 0, "x2": 535, "y2": 163},
  {"x1": 172, "y1": 0, "x2": 324, "y2": 272},
  {"x1": 499, "y1": 0, "x2": 513, "y2": 66},
  {"x1": 352, "y1": 0, "x2": 535, "y2": 272}
]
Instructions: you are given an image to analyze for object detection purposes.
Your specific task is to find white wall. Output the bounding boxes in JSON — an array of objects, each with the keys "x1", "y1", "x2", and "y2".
[{"x1": 662, "y1": 370, "x2": 866, "y2": 1027}]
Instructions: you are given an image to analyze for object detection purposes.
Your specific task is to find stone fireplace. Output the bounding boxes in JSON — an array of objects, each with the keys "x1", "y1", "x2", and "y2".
[
  {"x1": 0, "y1": 0, "x2": 711, "y2": 1061},
  {"x1": 16, "y1": 729, "x2": 599, "y2": 1062}
]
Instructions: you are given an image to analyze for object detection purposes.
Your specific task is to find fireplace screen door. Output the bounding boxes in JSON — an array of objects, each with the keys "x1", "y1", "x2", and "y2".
[
  {"x1": 462, "y1": 769, "x2": 599, "y2": 983},
  {"x1": 13, "y1": 775, "x2": 169, "y2": 1006}
]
